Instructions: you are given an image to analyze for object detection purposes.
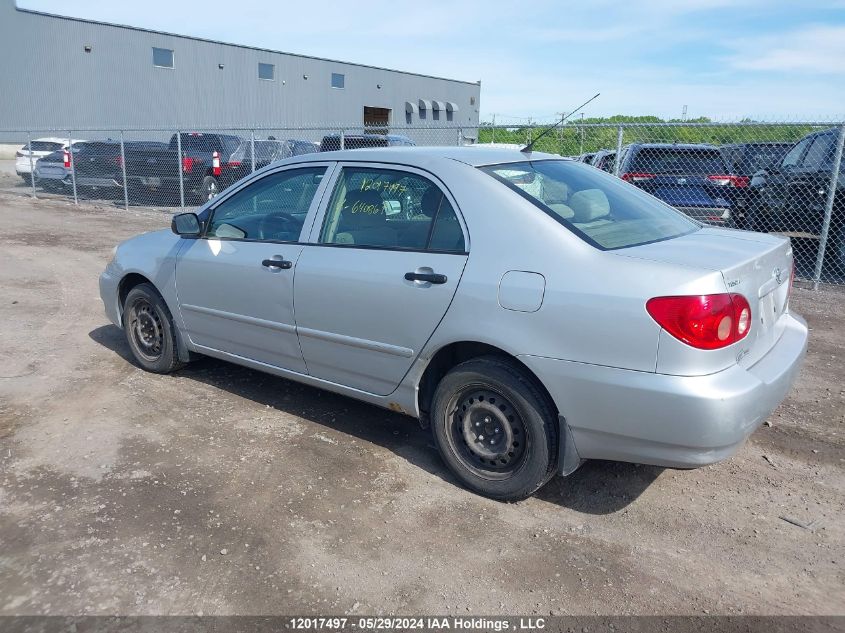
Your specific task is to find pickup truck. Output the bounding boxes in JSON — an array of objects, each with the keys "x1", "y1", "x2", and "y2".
[
  {"x1": 123, "y1": 132, "x2": 243, "y2": 203},
  {"x1": 748, "y1": 128, "x2": 845, "y2": 275}
]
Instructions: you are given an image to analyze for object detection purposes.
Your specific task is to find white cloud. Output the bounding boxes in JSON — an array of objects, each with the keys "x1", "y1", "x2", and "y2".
[{"x1": 727, "y1": 25, "x2": 845, "y2": 74}]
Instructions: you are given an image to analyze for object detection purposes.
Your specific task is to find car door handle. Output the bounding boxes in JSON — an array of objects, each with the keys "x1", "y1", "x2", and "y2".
[
  {"x1": 404, "y1": 271, "x2": 447, "y2": 284},
  {"x1": 262, "y1": 258, "x2": 292, "y2": 269}
]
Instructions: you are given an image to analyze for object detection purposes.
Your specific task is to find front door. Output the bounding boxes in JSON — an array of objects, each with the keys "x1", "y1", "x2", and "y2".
[
  {"x1": 294, "y1": 164, "x2": 469, "y2": 395},
  {"x1": 176, "y1": 165, "x2": 331, "y2": 373}
]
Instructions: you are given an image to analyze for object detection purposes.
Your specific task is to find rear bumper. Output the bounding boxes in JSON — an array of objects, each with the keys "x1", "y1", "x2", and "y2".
[
  {"x1": 77, "y1": 176, "x2": 121, "y2": 188},
  {"x1": 519, "y1": 312, "x2": 808, "y2": 470},
  {"x1": 34, "y1": 166, "x2": 69, "y2": 181}
]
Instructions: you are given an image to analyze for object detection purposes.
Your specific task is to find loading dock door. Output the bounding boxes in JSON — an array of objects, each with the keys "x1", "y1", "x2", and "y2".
[{"x1": 364, "y1": 106, "x2": 391, "y2": 132}]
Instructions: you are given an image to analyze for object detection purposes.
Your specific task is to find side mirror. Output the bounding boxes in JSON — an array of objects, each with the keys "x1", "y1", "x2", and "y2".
[{"x1": 171, "y1": 213, "x2": 201, "y2": 237}]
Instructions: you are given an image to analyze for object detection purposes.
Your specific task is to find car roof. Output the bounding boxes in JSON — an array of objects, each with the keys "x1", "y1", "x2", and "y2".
[
  {"x1": 30, "y1": 137, "x2": 70, "y2": 144},
  {"x1": 285, "y1": 146, "x2": 564, "y2": 168},
  {"x1": 630, "y1": 143, "x2": 719, "y2": 150}
]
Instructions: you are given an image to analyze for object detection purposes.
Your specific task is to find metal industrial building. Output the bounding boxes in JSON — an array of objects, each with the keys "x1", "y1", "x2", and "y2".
[{"x1": 0, "y1": 1, "x2": 481, "y2": 141}]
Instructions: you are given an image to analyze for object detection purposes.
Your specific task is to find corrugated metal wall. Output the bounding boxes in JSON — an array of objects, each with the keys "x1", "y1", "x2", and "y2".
[{"x1": 0, "y1": 1, "x2": 481, "y2": 140}]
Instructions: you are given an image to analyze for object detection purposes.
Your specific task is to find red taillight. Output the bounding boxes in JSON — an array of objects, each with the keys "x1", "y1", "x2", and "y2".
[
  {"x1": 212, "y1": 151, "x2": 221, "y2": 176},
  {"x1": 63, "y1": 150, "x2": 71, "y2": 168},
  {"x1": 225, "y1": 161, "x2": 242, "y2": 168},
  {"x1": 182, "y1": 156, "x2": 194, "y2": 174},
  {"x1": 646, "y1": 293, "x2": 752, "y2": 350},
  {"x1": 708, "y1": 175, "x2": 749, "y2": 188},
  {"x1": 621, "y1": 172, "x2": 656, "y2": 182}
]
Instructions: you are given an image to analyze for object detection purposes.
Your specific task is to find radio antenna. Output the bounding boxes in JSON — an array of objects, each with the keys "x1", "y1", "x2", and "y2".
[{"x1": 521, "y1": 93, "x2": 600, "y2": 153}]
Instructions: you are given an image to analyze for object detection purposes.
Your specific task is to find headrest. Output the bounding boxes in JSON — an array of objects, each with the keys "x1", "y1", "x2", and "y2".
[
  {"x1": 569, "y1": 189, "x2": 610, "y2": 223},
  {"x1": 343, "y1": 189, "x2": 385, "y2": 228},
  {"x1": 543, "y1": 179, "x2": 570, "y2": 205}
]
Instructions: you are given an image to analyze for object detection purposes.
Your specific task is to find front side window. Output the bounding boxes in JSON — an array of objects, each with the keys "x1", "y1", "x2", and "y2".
[
  {"x1": 319, "y1": 167, "x2": 465, "y2": 252},
  {"x1": 480, "y1": 160, "x2": 698, "y2": 250},
  {"x1": 258, "y1": 63, "x2": 275, "y2": 80},
  {"x1": 331, "y1": 73, "x2": 345, "y2": 89},
  {"x1": 207, "y1": 167, "x2": 326, "y2": 242},
  {"x1": 152, "y1": 47, "x2": 174, "y2": 68}
]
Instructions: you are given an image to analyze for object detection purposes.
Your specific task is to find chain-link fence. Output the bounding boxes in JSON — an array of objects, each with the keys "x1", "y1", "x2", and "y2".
[{"x1": 3, "y1": 120, "x2": 844, "y2": 285}]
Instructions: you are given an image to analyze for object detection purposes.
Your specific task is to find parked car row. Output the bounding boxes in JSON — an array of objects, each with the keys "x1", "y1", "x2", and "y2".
[
  {"x1": 577, "y1": 132, "x2": 843, "y2": 273},
  {"x1": 17, "y1": 132, "x2": 414, "y2": 204}
]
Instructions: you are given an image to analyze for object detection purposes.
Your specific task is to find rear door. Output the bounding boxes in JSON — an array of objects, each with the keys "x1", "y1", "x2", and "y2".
[
  {"x1": 293, "y1": 163, "x2": 469, "y2": 395},
  {"x1": 626, "y1": 147, "x2": 733, "y2": 223}
]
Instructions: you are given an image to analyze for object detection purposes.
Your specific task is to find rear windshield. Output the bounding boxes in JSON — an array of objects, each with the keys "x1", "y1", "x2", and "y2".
[
  {"x1": 727, "y1": 144, "x2": 793, "y2": 175},
  {"x1": 632, "y1": 147, "x2": 727, "y2": 175},
  {"x1": 28, "y1": 141, "x2": 63, "y2": 152},
  {"x1": 479, "y1": 160, "x2": 698, "y2": 250}
]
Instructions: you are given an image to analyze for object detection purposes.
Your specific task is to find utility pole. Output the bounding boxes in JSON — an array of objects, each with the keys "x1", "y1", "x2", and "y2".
[
  {"x1": 579, "y1": 112, "x2": 585, "y2": 155},
  {"x1": 556, "y1": 112, "x2": 566, "y2": 154},
  {"x1": 491, "y1": 113, "x2": 496, "y2": 145}
]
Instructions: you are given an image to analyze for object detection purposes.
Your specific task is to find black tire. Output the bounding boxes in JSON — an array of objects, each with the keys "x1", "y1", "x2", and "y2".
[
  {"x1": 20, "y1": 174, "x2": 32, "y2": 186},
  {"x1": 430, "y1": 356, "x2": 558, "y2": 501},
  {"x1": 200, "y1": 175, "x2": 220, "y2": 202},
  {"x1": 122, "y1": 283, "x2": 185, "y2": 374}
]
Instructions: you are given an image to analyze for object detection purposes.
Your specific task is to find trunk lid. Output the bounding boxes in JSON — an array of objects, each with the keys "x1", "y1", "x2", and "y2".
[{"x1": 619, "y1": 227, "x2": 793, "y2": 369}]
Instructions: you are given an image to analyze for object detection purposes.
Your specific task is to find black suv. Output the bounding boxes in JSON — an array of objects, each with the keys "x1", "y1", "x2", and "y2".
[
  {"x1": 720, "y1": 142, "x2": 794, "y2": 228},
  {"x1": 615, "y1": 143, "x2": 737, "y2": 225},
  {"x1": 748, "y1": 128, "x2": 845, "y2": 272}
]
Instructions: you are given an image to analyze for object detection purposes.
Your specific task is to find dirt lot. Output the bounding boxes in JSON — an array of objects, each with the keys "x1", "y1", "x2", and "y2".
[{"x1": 0, "y1": 190, "x2": 843, "y2": 617}]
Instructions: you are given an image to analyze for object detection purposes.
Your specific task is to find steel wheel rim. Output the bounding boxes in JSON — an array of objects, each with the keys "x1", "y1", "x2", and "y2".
[
  {"x1": 445, "y1": 386, "x2": 528, "y2": 480},
  {"x1": 129, "y1": 299, "x2": 164, "y2": 362}
]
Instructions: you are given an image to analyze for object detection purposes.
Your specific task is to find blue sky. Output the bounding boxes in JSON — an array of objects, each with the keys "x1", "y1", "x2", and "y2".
[{"x1": 19, "y1": 0, "x2": 845, "y2": 122}]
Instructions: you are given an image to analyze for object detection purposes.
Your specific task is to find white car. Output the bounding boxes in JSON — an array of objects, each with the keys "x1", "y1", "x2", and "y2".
[{"x1": 15, "y1": 137, "x2": 83, "y2": 184}]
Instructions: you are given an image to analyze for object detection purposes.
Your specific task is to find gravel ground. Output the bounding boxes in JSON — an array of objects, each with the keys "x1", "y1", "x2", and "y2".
[{"x1": 0, "y1": 190, "x2": 842, "y2": 617}]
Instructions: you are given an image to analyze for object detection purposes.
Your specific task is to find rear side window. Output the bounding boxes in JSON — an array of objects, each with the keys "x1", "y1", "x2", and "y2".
[
  {"x1": 800, "y1": 133, "x2": 835, "y2": 169},
  {"x1": 319, "y1": 167, "x2": 465, "y2": 252},
  {"x1": 480, "y1": 160, "x2": 698, "y2": 250},
  {"x1": 631, "y1": 148, "x2": 727, "y2": 175},
  {"x1": 781, "y1": 137, "x2": 812, "y2": 168},
  {"x1": 27, "y1": 141, "x2": 63, "y2": 152}
]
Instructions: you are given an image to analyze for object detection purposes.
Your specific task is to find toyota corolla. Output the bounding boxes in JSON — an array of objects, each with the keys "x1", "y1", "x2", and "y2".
[{"x1": 99, "y1": 147, "x2": 808, "y2": 501}]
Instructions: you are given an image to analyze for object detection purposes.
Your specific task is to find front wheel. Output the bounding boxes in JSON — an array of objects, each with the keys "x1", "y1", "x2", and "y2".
[
  {"x1": 430, "y1": 357, "x2": 558, "y2": 501},
  {"x1": 122, "y1": 283, "x2": 185, "y2": 374}
]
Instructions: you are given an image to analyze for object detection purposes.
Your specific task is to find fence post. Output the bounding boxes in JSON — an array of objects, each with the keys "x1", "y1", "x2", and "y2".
[
  {"x1": 119, "y1": 131, "x2": 129, "y2": 211},
  {"x1": 26, "y1": 132, "x2": 36, "y2": 198},
  {"x1": 812, "y1": 122, "x2": 845, "y2": 289},
  {"x1": 613, "y1": 126, "x2": 624, "y2": 176},
  {"x1": 176, "y1": 130, "x2": 185, "y2": 211},
  {"x1": 250, "y1": 129, "x2": 256, "y2": 173},
  {"x1": 68, "y1": 131, "x2": 78, "y2": 205},
  {"x1": 340, "y1": 129, "x2": 345, "y2": 150}
]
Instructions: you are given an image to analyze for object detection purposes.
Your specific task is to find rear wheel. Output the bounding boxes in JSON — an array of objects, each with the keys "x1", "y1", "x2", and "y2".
[
  {"x1": 201, "y1": 175, "x2": 220, "y2": 202},
  {"x1": 122, "y1": 283, "x2": 184, "y2": 374},
  {"x1": 430, "y1": 357, "x2": 558, "y2": 501}
]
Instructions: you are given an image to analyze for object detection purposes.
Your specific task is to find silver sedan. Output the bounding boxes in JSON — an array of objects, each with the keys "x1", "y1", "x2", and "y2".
[{"x1": 99, "y1": 147, "x2": 808, "y2": 501}]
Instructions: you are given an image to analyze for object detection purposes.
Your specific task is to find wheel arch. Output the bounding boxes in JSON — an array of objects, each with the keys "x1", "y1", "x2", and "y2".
[
  {"x1": 416, "y1": 341, "x2": 558, "y2": 423},
  {"x1": 117, "y1": 272, "x2": 193, "y2": 363}
]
